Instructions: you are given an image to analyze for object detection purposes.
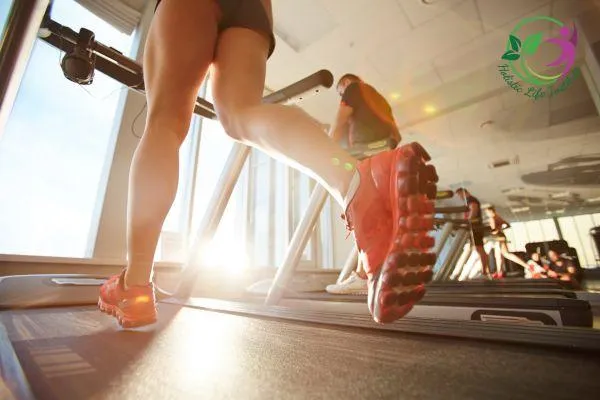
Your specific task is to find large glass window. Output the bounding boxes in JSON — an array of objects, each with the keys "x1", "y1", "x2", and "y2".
[
  {"x1": 574, "y1": 215, "x2": 596, "y2": 266},
  {"x1": 273, "y1": 162, "x2": 288, "y2": 266},
  {"x1": 293, "y1": 172, "x2": 316, "y2": 265},
  {"x1": 0, "y1": 0, "x2": 133, "y2": 257},
  {"x1": 0, "y1": 1, "x2": 12, "y2": 32},
  {"x1": 155, "y1": 114, "x2": 202, "y2": 262},
  {"x1": 185, "y1": 81, "x2": 249, "y2": 269},
  {"x1": 251, "y1": 149, "x2": 271, "y2": 267},
  {"x1": 505, "y1": 222, "x2": 529, "y2": 252},
  {"x1": 505, "y1": 218, "x2": 560, "y2": 253},
  {"x1": 557, "y1": 214, "x2": 600, "y2": 268}
]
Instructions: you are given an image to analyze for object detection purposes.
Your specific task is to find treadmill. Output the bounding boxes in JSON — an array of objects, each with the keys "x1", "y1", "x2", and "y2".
[
  {"x1": 2, "y1": 4, "x2": 600, "y2": 399},
  {"x1": 0, "y1": 8, "x2": 593, "y2": 328}
]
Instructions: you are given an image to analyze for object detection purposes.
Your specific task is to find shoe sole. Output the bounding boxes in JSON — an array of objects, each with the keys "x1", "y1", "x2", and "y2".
[
  {"x1": 98, "y1": 297, "x2": 157, "y2": 329},
  {"x1": 370, "y1": 142, "x2": 437, "y2": 324}
]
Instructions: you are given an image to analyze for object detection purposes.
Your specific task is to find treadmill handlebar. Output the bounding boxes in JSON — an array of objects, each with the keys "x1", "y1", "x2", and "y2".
[
  {"x1": 434, "y1": 206, "x2": 469, "y2": 215},
  {"x1": 40, "y1": 18, "x2": 334, "y2": 119},
  {"x1": 262, "y1": 70, "x2": 334, "y2": 104},
  {"x1": 434, "y1": 217, "x2": 483, "y2": 227}
]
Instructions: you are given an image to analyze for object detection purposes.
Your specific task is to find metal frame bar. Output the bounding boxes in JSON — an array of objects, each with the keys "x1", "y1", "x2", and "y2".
[
  {"x1": 441, "y1": 229, "x2": 469, "y2": 281},
  {"x1": 185, "y1": 82, "x2": 209, "y2": 238},
  {"x1": 0, "y1": 0, "x2": 50, "y2": 137},
  {"x1": 172, "y1": 143, "x2": 251, "y2": 298},
  {"x1": 433, "y1": 222, "x2": 454, "y2": 256},
  {"x1": 337, "y1": 246, "x2": 359, "y2": 284},
  {"x1": 268, "y1": 157, "x2": 277, "y2": 266},
  {"x1": 266, "y1": 185, "x2": 329, "y2": 304},
  {"x1": 38, "y1": 18, "x2": 334, "y2": 120}
]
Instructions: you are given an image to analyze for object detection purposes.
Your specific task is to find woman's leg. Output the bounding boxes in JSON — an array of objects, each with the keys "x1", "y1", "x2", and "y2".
[
  {"x1": 210, "y1": 33, "x2": 356, "y2": 206},
  {"x1": 499, "y1": 243, "x2": 530, "y2": 270},
  {"x1": 494, "y1": 243, "x2": 503, "y2": 274},
  {"x1": 99, "y1": 0, "x2": 219, "y2": 327},
  {"x1": 210, "y1": 27, "x2": 433, "y2": 323},
  {"x1": 124, "y1": 0, "x2": 220, "y2": 287}
]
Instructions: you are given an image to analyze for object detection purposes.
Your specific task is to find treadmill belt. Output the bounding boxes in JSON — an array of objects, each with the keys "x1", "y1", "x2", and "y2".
[{"x1": 2, "y1": 304, "x2": 600, "y2": 400}]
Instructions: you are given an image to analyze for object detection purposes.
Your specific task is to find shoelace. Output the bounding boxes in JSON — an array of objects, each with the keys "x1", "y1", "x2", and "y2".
[
  {"x1": 344, "y1": 206, "x2": 390, "y2": 253},
  {"x1": 340, "y1": 213, "x2": 353, "y2": 239}
]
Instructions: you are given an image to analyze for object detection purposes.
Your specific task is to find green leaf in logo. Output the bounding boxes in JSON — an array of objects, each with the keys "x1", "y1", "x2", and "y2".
[
  {"x1": 501, "y1": 50, "x2": 520, "y2": 61},
  {"x1": 509, "y1": 34, "x2": 522, "y2": 52},
  {"x1": 522, "y1": 32, "x2": 543, "y2": 55}
]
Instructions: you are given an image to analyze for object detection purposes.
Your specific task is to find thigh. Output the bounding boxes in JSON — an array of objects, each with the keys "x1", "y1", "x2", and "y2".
[
  {"x1": 471, "y1": 231, "x2": 484, "y2": 248},
  {"x1": 210, "y1": 27, "x2": 270, "y2": 118},
  {"x1": 144, "y1": 0, "x2": 219, "y2": 127}
]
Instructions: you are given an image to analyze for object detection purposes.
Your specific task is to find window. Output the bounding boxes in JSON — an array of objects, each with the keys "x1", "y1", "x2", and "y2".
[
  {"x1": 505, "y1": 222, "x2": 529, "y2": 252},
  {"x1": 0, "y1": 1, "x2": 12, "y2": 32},
  {"x1": 273, "y1": 162, "x2": 288, "y2": 266},
  {"x1": 185, "y1": 81, "x2": 249, "y2": 269},
  {"x1": 318, "y1": 196, "x2": 335, "y2": 269},
  {"x1": 0, "y1": 0, "x2": 133, "y2": 257},
  {"x1": 505, "y1": 218, "x2": 560, "y2": 253},
  {"x1": 558, "y1": 215, "x2": 599, "y2": 268},
  {"x1": 573, "y1": 215, "x2": 596, "y2": 266},
  {"x1": 209, "y1": 165, "x2": 250, "y2": 271},
  {"x1": 251, "y1": 149, "x2": 271, "y2": 267},
  {"x1": 523, "y1": 219, "x2": 559, "y2": 243},
  {"x1": 155, "y1": 114, "x2": 202, "y2": 262},
  {"x1": 539, "y1": 219, "x2": 560, "y2": 242},
  {"x1": 293, "y1": 172, "x2": 316, "y2": 264}
]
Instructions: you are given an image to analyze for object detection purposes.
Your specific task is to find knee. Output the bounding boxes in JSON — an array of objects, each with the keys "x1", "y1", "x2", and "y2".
[
  {"x1": 216, "y1": 106, "x2": 254, "y2": 142},
  {"x1": 145, "y1": 105, "x2": 192, "y2": 143}
]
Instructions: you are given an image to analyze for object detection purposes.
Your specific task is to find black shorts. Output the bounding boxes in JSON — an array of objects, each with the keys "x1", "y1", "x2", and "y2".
[
  {"x1": 470, "y1": 230, "x2": 484, "y2": 247},
  {"x1": 155, "y1": 0, "x2": 276, "y2": 58}
]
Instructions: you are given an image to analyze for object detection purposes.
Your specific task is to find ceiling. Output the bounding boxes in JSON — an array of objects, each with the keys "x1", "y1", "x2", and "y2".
[{"x1": 267, "y1": 0, "x2": 600, "y2": 221}]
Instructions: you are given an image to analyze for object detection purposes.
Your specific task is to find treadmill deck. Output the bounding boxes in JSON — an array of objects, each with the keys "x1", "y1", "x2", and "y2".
[{"x1": 2, "y1": 303, "x2": 600, "y2": 400}]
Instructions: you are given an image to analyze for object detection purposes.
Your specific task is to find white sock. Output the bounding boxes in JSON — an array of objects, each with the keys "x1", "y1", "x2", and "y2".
[{"x1": 343, "y1": 171, "x2": 361, "y2": 208}]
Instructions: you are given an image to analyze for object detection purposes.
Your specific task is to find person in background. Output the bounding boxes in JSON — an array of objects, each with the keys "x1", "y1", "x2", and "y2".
[
  {"x1": 329, "y1": 73, "x2": 401, "y2": 149},
  {"x1": 455, "y1": 188, "x2": 490, "y2": 279},
  {"x1": 326, "y1": 73, "x2": 401, "y2": 296},
  {"x1": 526, "y1": 250, "x2": 549, "y2": 279},
  {"x1": 547, "y1": 249, "x2": 580, "y2": 288},
  {"x1": 485, "y1": 206, "x2": 530, "y2": 278}
]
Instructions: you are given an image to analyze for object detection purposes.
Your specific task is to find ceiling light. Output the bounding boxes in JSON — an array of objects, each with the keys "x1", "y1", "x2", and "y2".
[
  {"x1": 501, "y1": 187, "x2": 525, "y2": 194},
  {"x1": 586, "y1": 196, "x2": 600, "y2": 203},
  {"x1": 550, "y1": 191, "x2": 572, "y2": 199},
  {"x1": 510, "y1": 207, "x2": 530, "y2": 213},
  {"x1": 424, "y1": 105, "x2": 437, "y2": 115},
  {"x1": 390, "y1": 92, "x2": 402, "y2": 100}
]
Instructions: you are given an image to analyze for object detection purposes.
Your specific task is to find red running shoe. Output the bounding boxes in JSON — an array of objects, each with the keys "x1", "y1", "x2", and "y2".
[
  {"x1": 98, "y1": 270, "x2": 157, "y2": 328},
  {"x1": 345, "y1": 142, "x2": 437, "y2": 324},
  {"x1": 492, "y1": 271, "x2": 504, "y2": 279}
]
